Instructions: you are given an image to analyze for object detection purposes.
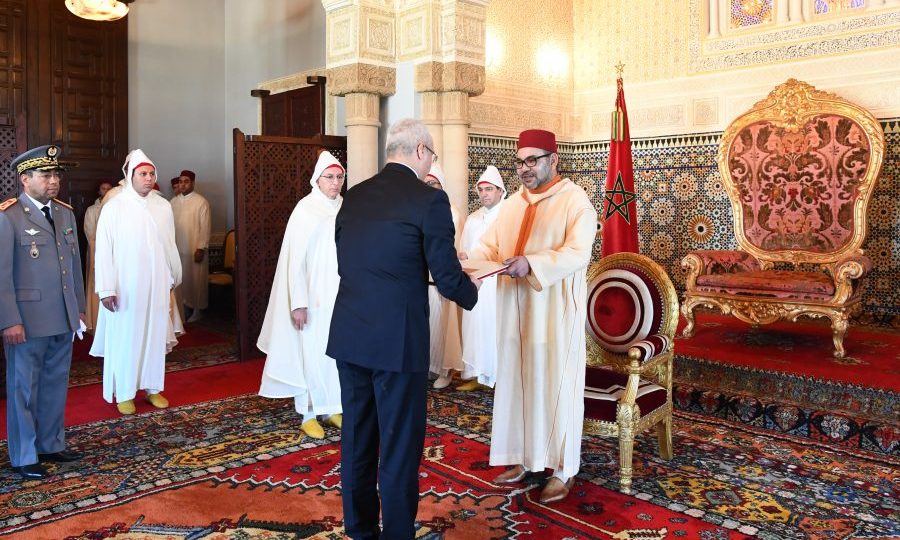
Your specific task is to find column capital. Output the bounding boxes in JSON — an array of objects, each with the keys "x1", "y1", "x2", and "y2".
[
  {"x1": 414, "y1": 61, "x2": 484, "y2": 96},
  {"x1": 328, "y1": 63, "x2": 396, "y2": 97}
]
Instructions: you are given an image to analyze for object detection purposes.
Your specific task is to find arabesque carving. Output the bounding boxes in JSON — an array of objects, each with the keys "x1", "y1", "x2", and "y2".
[{"x1": 327, "y1": 63, "x2": 396, "y2": 97}]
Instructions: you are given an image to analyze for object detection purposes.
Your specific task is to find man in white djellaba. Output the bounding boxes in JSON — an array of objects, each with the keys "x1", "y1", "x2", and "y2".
[
  {"x1": 91, "y1": 149, "x2": 182, "y2": 416},
  {"x1": 456, "y1": 165, "x2": 506, "y2": 391},
  {"x1": 258, "y1": 151, "x2": 346, "y2": 439},
  {"x1": 423, "y1": 163, "x2": 464, "y2": 389},
  {"x1": 82, "y1": 180, "x2": 113, "y2": 333},
  {"x1": 172, "y1": 169, "x2": 210, "y2": 323}
]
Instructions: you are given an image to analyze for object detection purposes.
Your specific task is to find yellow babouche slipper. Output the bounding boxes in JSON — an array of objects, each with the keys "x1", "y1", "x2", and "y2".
[
  {"x1": 456, "y1": 379, "x2": 482, "y2": 391},
  {"x1": 301, "y1": 418, "x2": 325, "y2": 439},
  {"x1": 325, "y1": 414, "x2": 342, "y2": 429},
  {"x1": 145, "y1": 393, "x2": 169, "y2": 409},
  {"x1": 117, "y1": 400, "x2": 136, "y2": 415}
]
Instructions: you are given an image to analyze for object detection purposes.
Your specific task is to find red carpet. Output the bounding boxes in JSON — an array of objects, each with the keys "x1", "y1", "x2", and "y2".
[
  {"x1": 0, "y1": 357, "x2": 264, "y2": 434},
  {"x1": 67, "y1": 323, "x2": 239, "y2": 387},
  {"x1": 676, "y1": 312, "x2": 900, "y2": 391},
  {"x1": 3, "y1": 391, "x2": 896, "y2": 538},
  {"x1": 72, "y1": 324, "x2": 231, "y2": 364}
]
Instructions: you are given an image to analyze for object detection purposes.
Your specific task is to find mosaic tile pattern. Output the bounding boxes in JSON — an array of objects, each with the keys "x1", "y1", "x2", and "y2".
[
  {"x1": 468, "y1": 118, "x2": 900, "y2": 324},
  {"x1": 730, "y1": 0, "x2": 774, "y2": 29}
]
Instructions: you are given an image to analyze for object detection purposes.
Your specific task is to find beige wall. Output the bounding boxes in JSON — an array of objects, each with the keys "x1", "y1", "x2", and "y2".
[
  {"x1": 129, "y1": 0, "x2": 327, "y2": 232},
  {"x1": 472, "y1": 0, "x2": 900, "y2": 141},
  {"x1": 470, "y1": 0, "x2": 574, "y2": 139}
]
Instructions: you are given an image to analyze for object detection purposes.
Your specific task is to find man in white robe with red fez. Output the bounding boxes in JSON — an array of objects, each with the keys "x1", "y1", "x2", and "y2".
[
  {"x1": 468, "y1": 129, "x2": 597, "y2": 503},
  {"x1": 83, "y1": 180, "x2": 113, "y2": 333},
  {"x1": 457, "y1": 165, "x2": 506, "y2": 390},
  {"x1": 258, "y1": 151, "x2": 345, "y2": 439},
  {"x1": 424, "y1": 163, "x2": 465, "y2": 389},
  {"x1": 172, "y1": 169, "x2": 211, "y2": 323},
  {"x1": 91, "y1": 149, "x2": 182, "y2": 415}
]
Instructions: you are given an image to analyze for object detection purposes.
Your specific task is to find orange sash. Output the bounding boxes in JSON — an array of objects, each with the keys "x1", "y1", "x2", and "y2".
[{"x1": 513, "y1": 175, "x2": 562, "y2": 256}]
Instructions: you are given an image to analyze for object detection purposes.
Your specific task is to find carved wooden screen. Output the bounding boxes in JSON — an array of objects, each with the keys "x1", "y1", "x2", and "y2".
[{"x1": 233, "y1": 129, "x2": 347, "y2": 360}]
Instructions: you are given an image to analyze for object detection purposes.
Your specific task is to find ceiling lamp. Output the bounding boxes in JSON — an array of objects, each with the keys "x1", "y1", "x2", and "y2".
[{"x1": 65, "y1": 0, "x2": 130, "y2": 21}]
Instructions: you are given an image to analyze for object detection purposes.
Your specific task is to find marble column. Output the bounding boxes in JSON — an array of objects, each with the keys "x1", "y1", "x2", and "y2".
[
  {"x1": 421, "y1": 91, "x2": 444, "y2": 158},
  {"x1": 344, "y1": 92, "x2": 381, "y2": 187},
  {"x1": 440, "y1": 90, "x2": 471, "y2": 216}
]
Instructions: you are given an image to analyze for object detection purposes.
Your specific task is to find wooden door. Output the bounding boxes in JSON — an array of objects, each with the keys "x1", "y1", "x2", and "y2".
[
  {"x1": 0, "y1": 0, "x2": 128, "y2": 397},
  {"x1": 232, "y1": 129, "x2": 347, "y2": 360},
  {"x1": 260, "y1": 81, "x2": 326, "y2": 138}
]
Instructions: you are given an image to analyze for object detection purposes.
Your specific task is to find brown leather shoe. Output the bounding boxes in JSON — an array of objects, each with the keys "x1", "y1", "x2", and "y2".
[
  {"x1": 539, "y1": 477, "x2": 575, "y2": 504},
  {"x1": 493, "y1": 465, "x2": 527, "y2": 484}
]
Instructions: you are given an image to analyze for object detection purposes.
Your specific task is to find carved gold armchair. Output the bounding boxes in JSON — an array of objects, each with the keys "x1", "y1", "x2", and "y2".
[
  {"x1": 682, "y1": 79, "x2": 884, "y2": 358},
  {"x1": 583, "y1": 252, "x2": 679, "y2": 494}
]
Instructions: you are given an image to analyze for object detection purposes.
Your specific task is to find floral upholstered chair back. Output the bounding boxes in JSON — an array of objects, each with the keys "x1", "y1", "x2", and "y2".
[{"x1": 720, "y1": 79, "x2": 884, "y2": 266}]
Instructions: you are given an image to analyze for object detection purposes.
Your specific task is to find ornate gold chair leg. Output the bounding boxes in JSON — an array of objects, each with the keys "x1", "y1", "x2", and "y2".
[
  {"x1": 681, "y1": 301, "x2": 696, "y2": 337},
  {"x1": 831, "y1": 313, "x2": 849, "y2": 359},
  {"x1": 656, "y1": 415, "x2": 673, "y2": 460},
  {"x1": 618, "y1": 427, "x2": 634, "y2": 494}
]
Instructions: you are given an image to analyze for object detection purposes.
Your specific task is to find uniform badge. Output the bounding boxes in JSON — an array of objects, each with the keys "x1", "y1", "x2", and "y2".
[
  {"x1": 25, "y1": 228, "x2": 39, "y2": 236},
  {"x1": 47, "y1": 146, "x2": 58, "y2": 157},
  {"x1": 30, "y1": 241, "x2": 39, "y2": 259},
  {"x1": 64, "y1": 227, "x2": 73, "y2": 235}
]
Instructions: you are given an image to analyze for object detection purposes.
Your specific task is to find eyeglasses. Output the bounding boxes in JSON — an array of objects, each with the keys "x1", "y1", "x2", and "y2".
[
  {"x1": 514, "y1": 153, "x2": 552, "y2": 169},
  {"x1": 423, "y1": 144, "x2": 439, "y2": 163},
  {"x1": 319, "y1": 173, "x2": 345, "y2": 183}
]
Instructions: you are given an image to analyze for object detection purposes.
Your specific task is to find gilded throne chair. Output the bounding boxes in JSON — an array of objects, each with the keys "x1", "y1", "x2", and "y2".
[
  {"x1": 583, "y1": 252, "x2": 679, "y2": 494},
  {"x1": 681, "y1": 79, "x2": 885, "y2": 358}
]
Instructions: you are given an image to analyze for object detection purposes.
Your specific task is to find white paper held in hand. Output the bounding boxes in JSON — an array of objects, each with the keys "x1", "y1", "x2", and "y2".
[{"x1": 73, "y1": 319, "x2": 88, "y2": 342}]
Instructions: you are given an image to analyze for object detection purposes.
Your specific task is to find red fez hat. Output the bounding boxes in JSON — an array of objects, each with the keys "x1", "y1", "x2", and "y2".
[
  {"x1": 180, "y1": 170, "x2": 196, "y2": 181},
  {"x1": 170, "y1": 177, "x2": 181, "y2": 187},
  {"x1": 152, "y1": 182, "x2": 161, "y2": 191},
  {"x1": 517, "y1": 129, "x2": 557, "y2": 153},
  {"x1": 134, "y1": 162, "x2": 154, "y2": 170}
]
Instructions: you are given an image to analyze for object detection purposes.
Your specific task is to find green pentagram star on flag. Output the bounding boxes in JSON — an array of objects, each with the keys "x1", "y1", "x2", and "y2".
[{"x1": 603, "y1": 171, "x2": 636, "y2": 224}]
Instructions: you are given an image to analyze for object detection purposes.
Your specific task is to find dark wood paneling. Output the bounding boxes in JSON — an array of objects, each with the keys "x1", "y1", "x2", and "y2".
[
  {"x1": 232, "y1": 129, "x2": 347, "y2": 360},
  {"x1": 0, "y1": 0, "x2": 128, "y2": 396},
  {"x1": 0, "y1": 0, "x2": 25, "y2": 201},
  {"x1": 260, "y1": 82, "x2": 326, "y2": 138}
]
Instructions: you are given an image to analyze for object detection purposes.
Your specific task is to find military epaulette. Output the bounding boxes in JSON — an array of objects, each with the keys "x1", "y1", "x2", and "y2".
[
  {"x1": 53, "y1": 198, "x2": 73, "y2": 210},
  {"x1": 0, "y1": 198, "x2": 17, "y2": 211}
]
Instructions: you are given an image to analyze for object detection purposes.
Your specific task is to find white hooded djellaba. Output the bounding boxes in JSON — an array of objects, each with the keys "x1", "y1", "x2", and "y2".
[
  {"x1": 426, "y1": 164, "x2": 464, "y2": 380},
  {"x1": 91, "y1": 149, "x2": 182, "y2": 403},
  {"x1": 257, "y1": 151, "x2": 344, "y2": 417}
]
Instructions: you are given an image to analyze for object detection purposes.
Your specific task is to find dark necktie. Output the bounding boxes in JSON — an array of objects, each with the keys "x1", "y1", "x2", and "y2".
[{"x1": 41, "y1": 205, "x2": 55, "y2": 234}]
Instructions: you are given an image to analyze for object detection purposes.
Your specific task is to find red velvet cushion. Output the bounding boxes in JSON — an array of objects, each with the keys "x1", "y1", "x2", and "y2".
[
  {"x1": 630, "y1": 334, "x2": 671, "y2": 363},
  {"x1": 584, "y1": 367, "x2": 667, "y2": 422},
  {"x1": 587, "y1": 266, "x2": 663, "y2": 353},
  {"x1": 696, "y1": 270, "x2": 835, "y2": 299}
]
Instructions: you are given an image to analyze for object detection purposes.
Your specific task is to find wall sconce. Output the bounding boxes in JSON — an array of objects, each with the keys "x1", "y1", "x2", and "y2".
[
  {"x1": 65, "y1": 0, "x2": 131, "y2": 21},
  {"x1": 486, "y1": 32, "x2": 503, "y2": 70},
  {"x1": 536, "y1": 44, "x2": 569, "y2": 80}
]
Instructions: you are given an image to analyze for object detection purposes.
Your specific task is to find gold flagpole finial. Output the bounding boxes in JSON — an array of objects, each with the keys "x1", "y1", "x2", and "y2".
[{"x1": 615, "y1": 61, "x2": 625, "y2": 78}]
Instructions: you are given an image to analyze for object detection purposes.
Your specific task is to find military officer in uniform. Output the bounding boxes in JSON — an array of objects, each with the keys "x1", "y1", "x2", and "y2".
[{"x1": 0, "y1": 144, "x2": 86, "y2": 479}]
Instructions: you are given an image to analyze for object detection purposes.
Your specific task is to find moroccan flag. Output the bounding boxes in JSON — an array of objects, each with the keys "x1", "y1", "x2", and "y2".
[{"x1": 601, "y1": 75, "x2": 639, "y2": 256}]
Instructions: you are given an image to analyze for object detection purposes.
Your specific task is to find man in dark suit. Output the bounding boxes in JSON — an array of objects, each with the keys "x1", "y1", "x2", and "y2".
[
  {"x1": 327, "y1": 118, "x2": 480, "y2": 539},
  {"x1": 0, "y1": 145, "x2": 86, "y2": 479}
]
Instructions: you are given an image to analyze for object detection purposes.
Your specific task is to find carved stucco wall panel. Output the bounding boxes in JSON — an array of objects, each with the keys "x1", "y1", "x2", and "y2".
[{"x1": 327, "y1": 63, "x2": 396, "y2": 96}]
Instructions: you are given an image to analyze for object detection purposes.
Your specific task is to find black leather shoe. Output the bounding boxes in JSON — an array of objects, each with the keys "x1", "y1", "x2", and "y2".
[
  {"x1": 13, "y1": 463, "x2": 47, "y2": 479},
  {"x1": 39, "y1": 450, "x2": 82, "y2": 463}
]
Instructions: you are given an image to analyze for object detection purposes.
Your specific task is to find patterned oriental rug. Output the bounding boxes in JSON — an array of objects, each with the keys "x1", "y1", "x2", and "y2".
[
  {"x1": 68, "y1": 324, "x2": 239, "y2": 388},
  {"x1": 672, "y1": 313, "x2": 900, "y2": 456},
  {"x1": 1, "y1": 390, "x2": 896, "y2": 539}
]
